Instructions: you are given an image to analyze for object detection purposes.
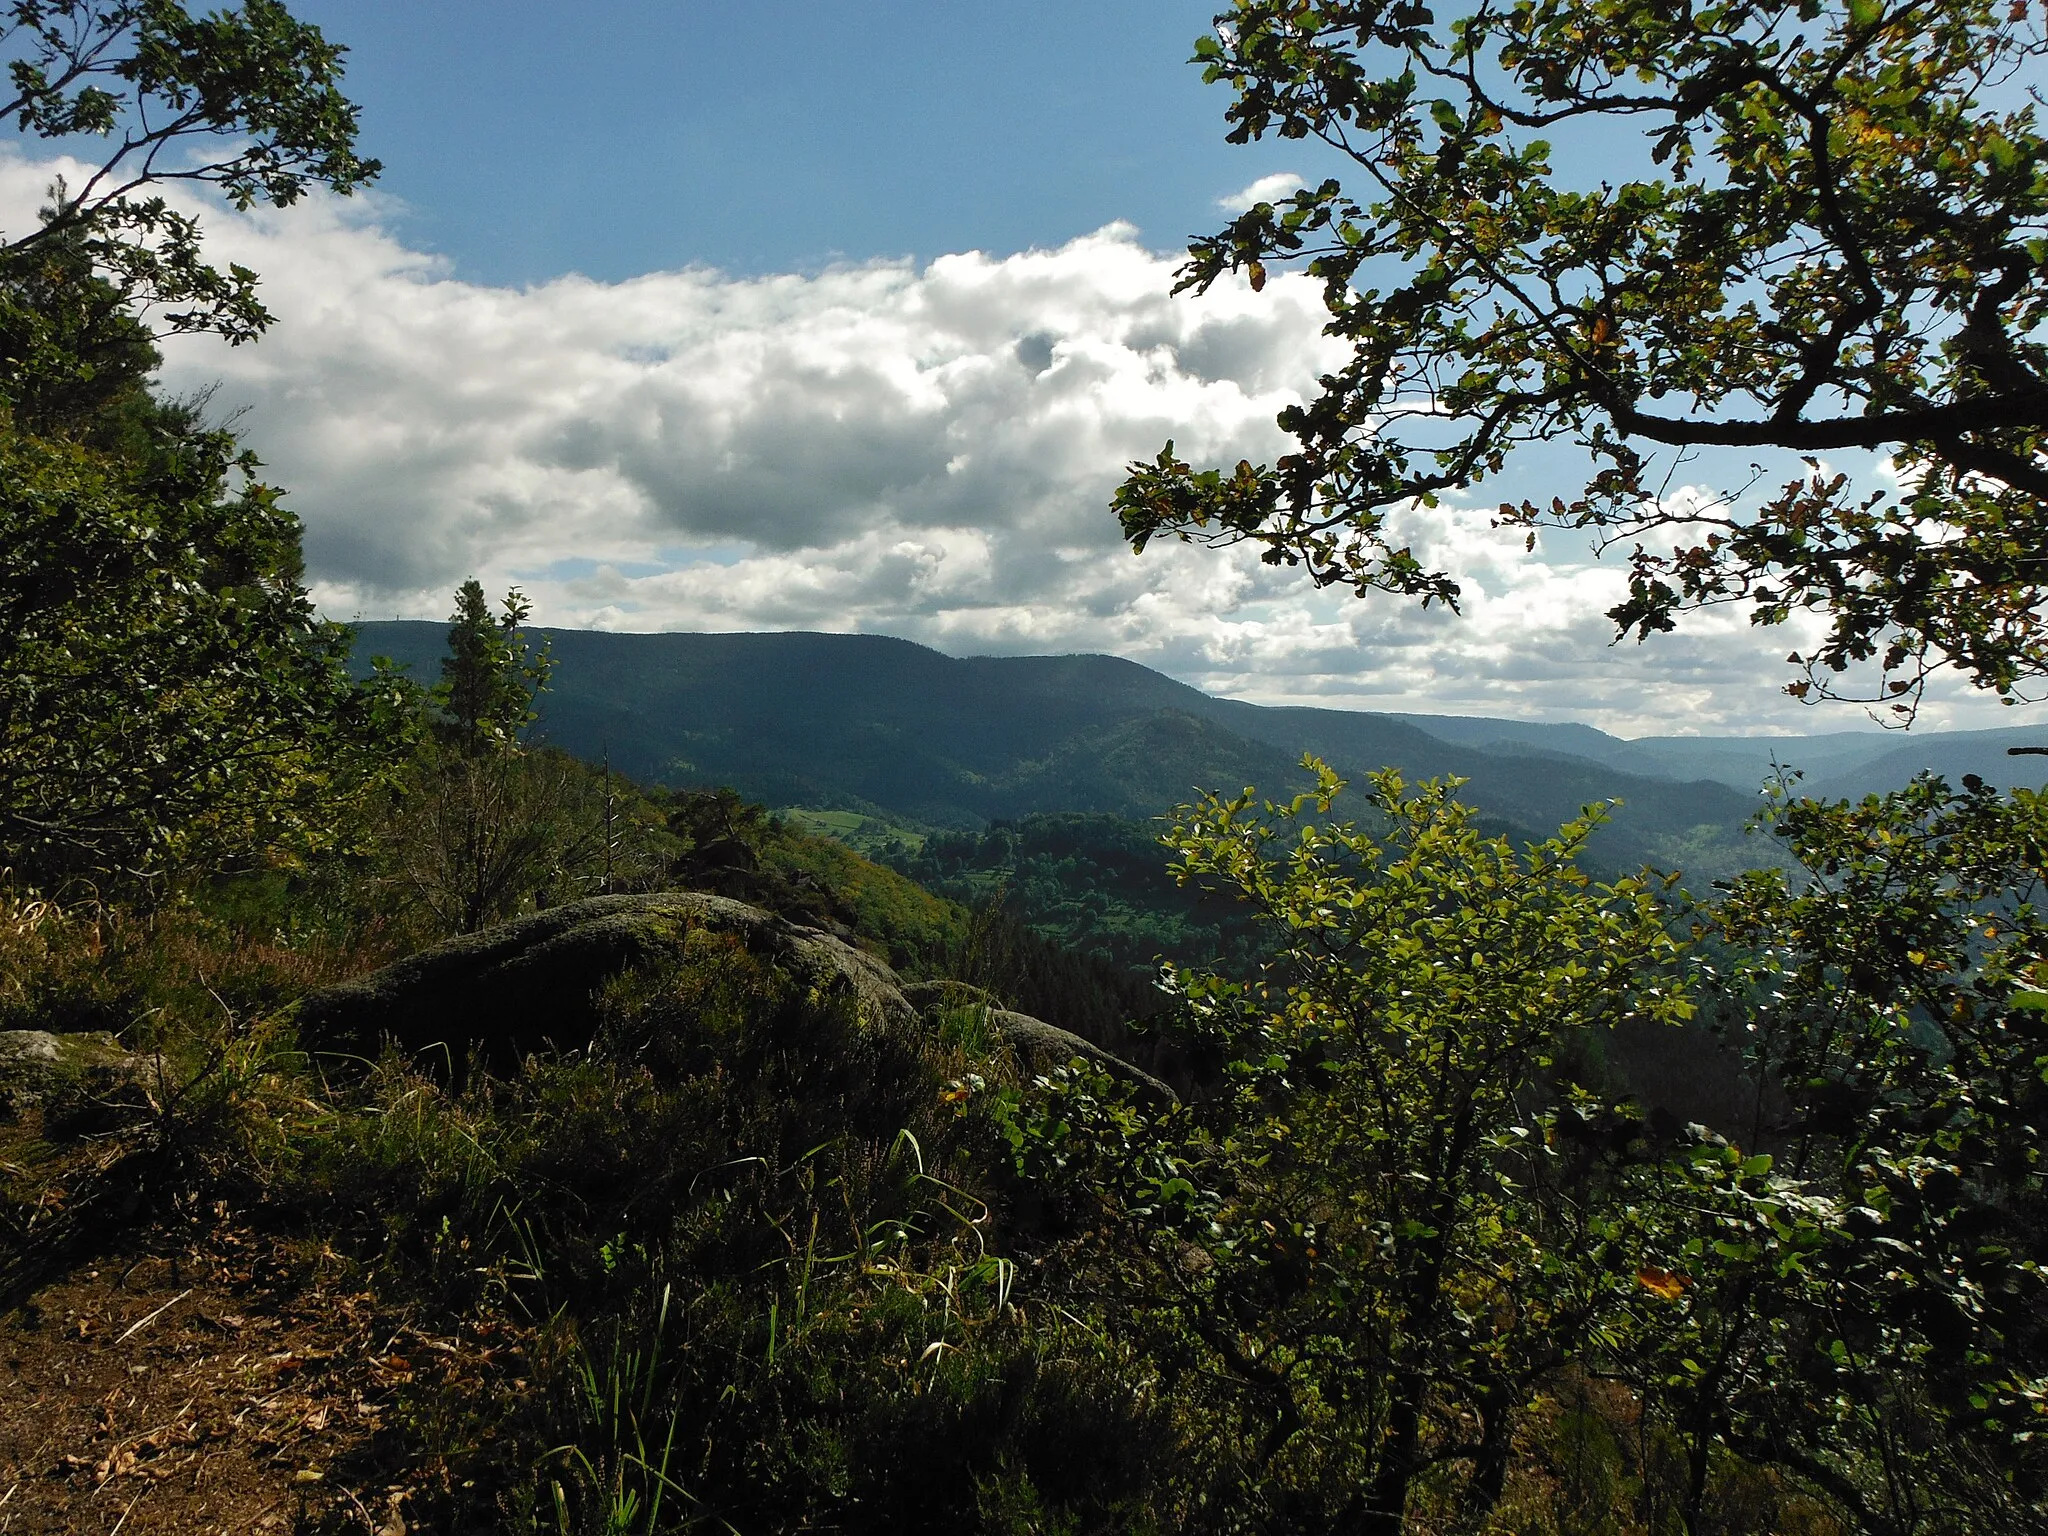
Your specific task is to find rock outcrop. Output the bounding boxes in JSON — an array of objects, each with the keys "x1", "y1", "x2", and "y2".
[
  {"x1": 297, "y1": 892, "x2": 1174, "y2": 1103},
  {"x1": 989, "y1": 1009, "x2": 1174, "y2": 1107},
  {"x1": 297, "y1": 892, "x2": 910, "y2": 1072}
]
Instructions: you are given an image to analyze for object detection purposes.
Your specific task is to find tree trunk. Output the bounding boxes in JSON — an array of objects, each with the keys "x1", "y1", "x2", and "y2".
[
  {"x1": 1341, "y1": 1388, "x2": 1421, "y2": 1536},
  {"x1": 1681, "y1": 1411, "x2": 1713, "y2": 1536},
  {"x1": 1462, "y1": 1382, "x2": 1514, "y2": 1524}
]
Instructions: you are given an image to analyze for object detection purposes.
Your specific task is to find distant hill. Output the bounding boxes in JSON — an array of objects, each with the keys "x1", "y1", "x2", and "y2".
[
  {"x1": 1386, "y1": 713, "x2": 2048, "y2": 798},
  {"x1": 1556, "y1": 726, "x2": 2048, "y2": 799},
  {"x1": 1804, "y1": 727, "x2": 2048, "y2": 799},
  {"x1": 349, "y1": 623, "x2": 2048, "y2": 882}
]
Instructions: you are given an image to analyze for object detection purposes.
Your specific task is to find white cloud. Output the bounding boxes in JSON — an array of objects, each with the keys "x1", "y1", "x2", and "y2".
[
  {"x1": 1217, "y1": 172, "x2": 1304, "y2": 212},
  {"x1": 0, "y1": 146, "x2": 2030, "y2": 737}
]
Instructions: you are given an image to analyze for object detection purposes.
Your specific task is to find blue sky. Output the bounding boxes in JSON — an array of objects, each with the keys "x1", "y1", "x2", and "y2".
[
  {"x1": 2, "y1": 1, "x2": 2011, "y2": 733},
  {"x1": 289, "y1": 1, "x2": 1307, "y2": 285}
]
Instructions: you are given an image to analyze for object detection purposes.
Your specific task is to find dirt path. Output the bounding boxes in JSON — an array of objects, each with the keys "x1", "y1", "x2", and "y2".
[{"x1": 1, "y1": 1237, "x2": 446, "y2": 1535}]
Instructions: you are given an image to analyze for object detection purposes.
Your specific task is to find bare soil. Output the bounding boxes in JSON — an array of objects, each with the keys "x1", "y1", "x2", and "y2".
[{"x1": 0, "y1": 1143, "x2": 525, "y2": 1536}]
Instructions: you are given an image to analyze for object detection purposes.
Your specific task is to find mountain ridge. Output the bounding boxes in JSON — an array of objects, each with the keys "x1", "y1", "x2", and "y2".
[{"x1": 348, "y1": 623, "x2": 2048, "y2": 881}]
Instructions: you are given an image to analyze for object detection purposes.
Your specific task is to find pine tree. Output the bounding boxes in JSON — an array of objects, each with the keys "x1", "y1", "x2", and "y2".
[{"x1": 433, "y1": 580, "x2": 551, "y2": 757}]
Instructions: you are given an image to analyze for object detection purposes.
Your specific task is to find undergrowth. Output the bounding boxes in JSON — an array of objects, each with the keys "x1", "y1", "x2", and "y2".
[
  {"x1": 3, "y1": 889, "x2": 1169, "y2": 1533},
  {"x1": 0, "y1": 824, "x2": 1884, "y2": 1535}
]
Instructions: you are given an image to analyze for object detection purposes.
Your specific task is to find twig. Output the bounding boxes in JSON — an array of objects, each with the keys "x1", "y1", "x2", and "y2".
[
  {"x1": 107, "y1": 1488, "x2": 145, "y2": 1536},
  {"x1": 117, "y1": 1288, "x2": 191, "y2": 1343},
  {"x1": 340, "y1": 1484, "x2": 377, "y2": 1532}
]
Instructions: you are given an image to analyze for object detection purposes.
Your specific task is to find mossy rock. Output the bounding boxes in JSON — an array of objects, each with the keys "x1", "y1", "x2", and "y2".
[
  {"x1": 0, "y1": 1029, "x2": 139, "y2": 1119},
  {"x1": 299, "y1": 891, "x2": 1176, "y2": 1105},
  {"x1": 900, "y1": 980, "x2": 1000, "y2": 1014},
  {"x1": 907, "y1": 984, "x2": 1176, "y2": 1106},
  {"x1": 297, "y1": 892, "x2": 914, "y2": 1075},
  {"x1": 990, "y1": 1010, "x2": 1176, "y2": 1107}
]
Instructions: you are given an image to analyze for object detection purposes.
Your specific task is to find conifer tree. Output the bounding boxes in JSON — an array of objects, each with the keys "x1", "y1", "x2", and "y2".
[{"x1": 433, "y1": 580, "x2": 551, "y2": 758}]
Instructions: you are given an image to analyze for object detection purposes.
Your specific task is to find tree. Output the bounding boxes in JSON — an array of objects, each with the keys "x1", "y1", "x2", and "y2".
[
  {"x1": 388, "y1": 746, "x2": 606, "y2": 936},
  {"x1": 1621, "y1": 773, "x2": 2048, "y2": 1535},
  {"x1": 432, "y1": 578, "x2": 552, "y2": 758},
  {"x1": 0, "y1": 0, "x2": 379, "y2": 344},
  {"x1": 0, "y1": 221, "x2": 161, "y2": 441},
  {"x1": 0, "y1": 0, "x2": 396, "y2": 896},
  {"x1": 1003, "y1": 762, "x2": 2048, "y2": 1531},
  {"x1": 1114, "y1": 1, "x2": 2048, "y2": 713},
  {"x1": 0, "y1": 420, "x2": 410, "y2": 893},
  {"x1": 383, "y1": 581, "x2": 598, "y2": 935},
  {"x1": 995, "y1": 763, "x2": 1692, "y2": 1533}
]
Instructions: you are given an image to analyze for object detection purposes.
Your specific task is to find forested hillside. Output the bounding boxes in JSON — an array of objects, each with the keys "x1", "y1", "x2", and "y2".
[
  {"x1": 355, "y1": 620, "x2": 2048, "y2": 888},
  {"x1": 352, "y1": 622, "x2": 1778, "y2": 880},
  {"x1": 886, "y1": 811, "x2": 1266, "y2": 980}
]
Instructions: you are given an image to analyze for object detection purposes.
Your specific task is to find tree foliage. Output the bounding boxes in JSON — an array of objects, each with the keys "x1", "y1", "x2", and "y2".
[
  {"x1": 993, "y1": 764, "x2": 1693, "y2": 1533},
  {"x1": 1, "y1": 0, "x2": 379, "y2": 342},
  {"x1": 1629, "y1": 773, "x2": 2048, "y2": 1534},
  {"x1": 387, "y1": 749, "x2": 610, "y2": 938},
  {"x1": 0, "y1": 385, "x2": 407, "y2": 894},
  {"x1": 0, "y1": 222, "x2": 160, "y2": 440},
  {"x1": 0, "y1": 0, "x2": 396, "y2": 897},
  {"x1": 1115, "y1": 0, "x2": 2048, "y2": 712},
  {"x1": 377, "y1": 582, "x2": 590, "y2": 935},
  {"x1": 432, "y1": 578, "x2": 551, "y2": 759},
  {"x1": 992, "y1": 763, "x2": 2048, "y2": 1532}
]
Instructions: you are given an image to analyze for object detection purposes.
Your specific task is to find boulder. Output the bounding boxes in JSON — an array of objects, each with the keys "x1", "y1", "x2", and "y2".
[
  {"x1": 899, "y1": 980, "x2": 1000, "y2": 1014},
  {"x1": 0, "y1": 1029, "x2": 139, "y2": 1118},
  {"x1": 0, "y1": 1029, "x2": 60, "y2": 1064},
  {"x1": 990, "y1": 1010, "x2": 1177, "y2": 1108},
  {"x1": 297, "y1": 890, "x2": 1175, "y2": 1104},
  {"x1": 297, "y1": 892, "x2": 913, "y2": 1073},
  {"x1": 903, "y1": 982, "x2": 1177, "y2": 1106}
]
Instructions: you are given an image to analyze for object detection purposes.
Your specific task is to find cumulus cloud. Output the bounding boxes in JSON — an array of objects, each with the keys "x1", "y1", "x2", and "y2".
[
  {"x1": 1216, "y1": 172, "x2": 1306, "y2": 211},
  {"x1": 0, "y1": 147, "x2": 2021, "y2": 735}
]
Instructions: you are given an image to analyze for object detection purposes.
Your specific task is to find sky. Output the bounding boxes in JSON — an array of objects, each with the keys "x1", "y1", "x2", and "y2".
[{"x1": 2, "y1": 1, "x2": 2034, "y2": 737}]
